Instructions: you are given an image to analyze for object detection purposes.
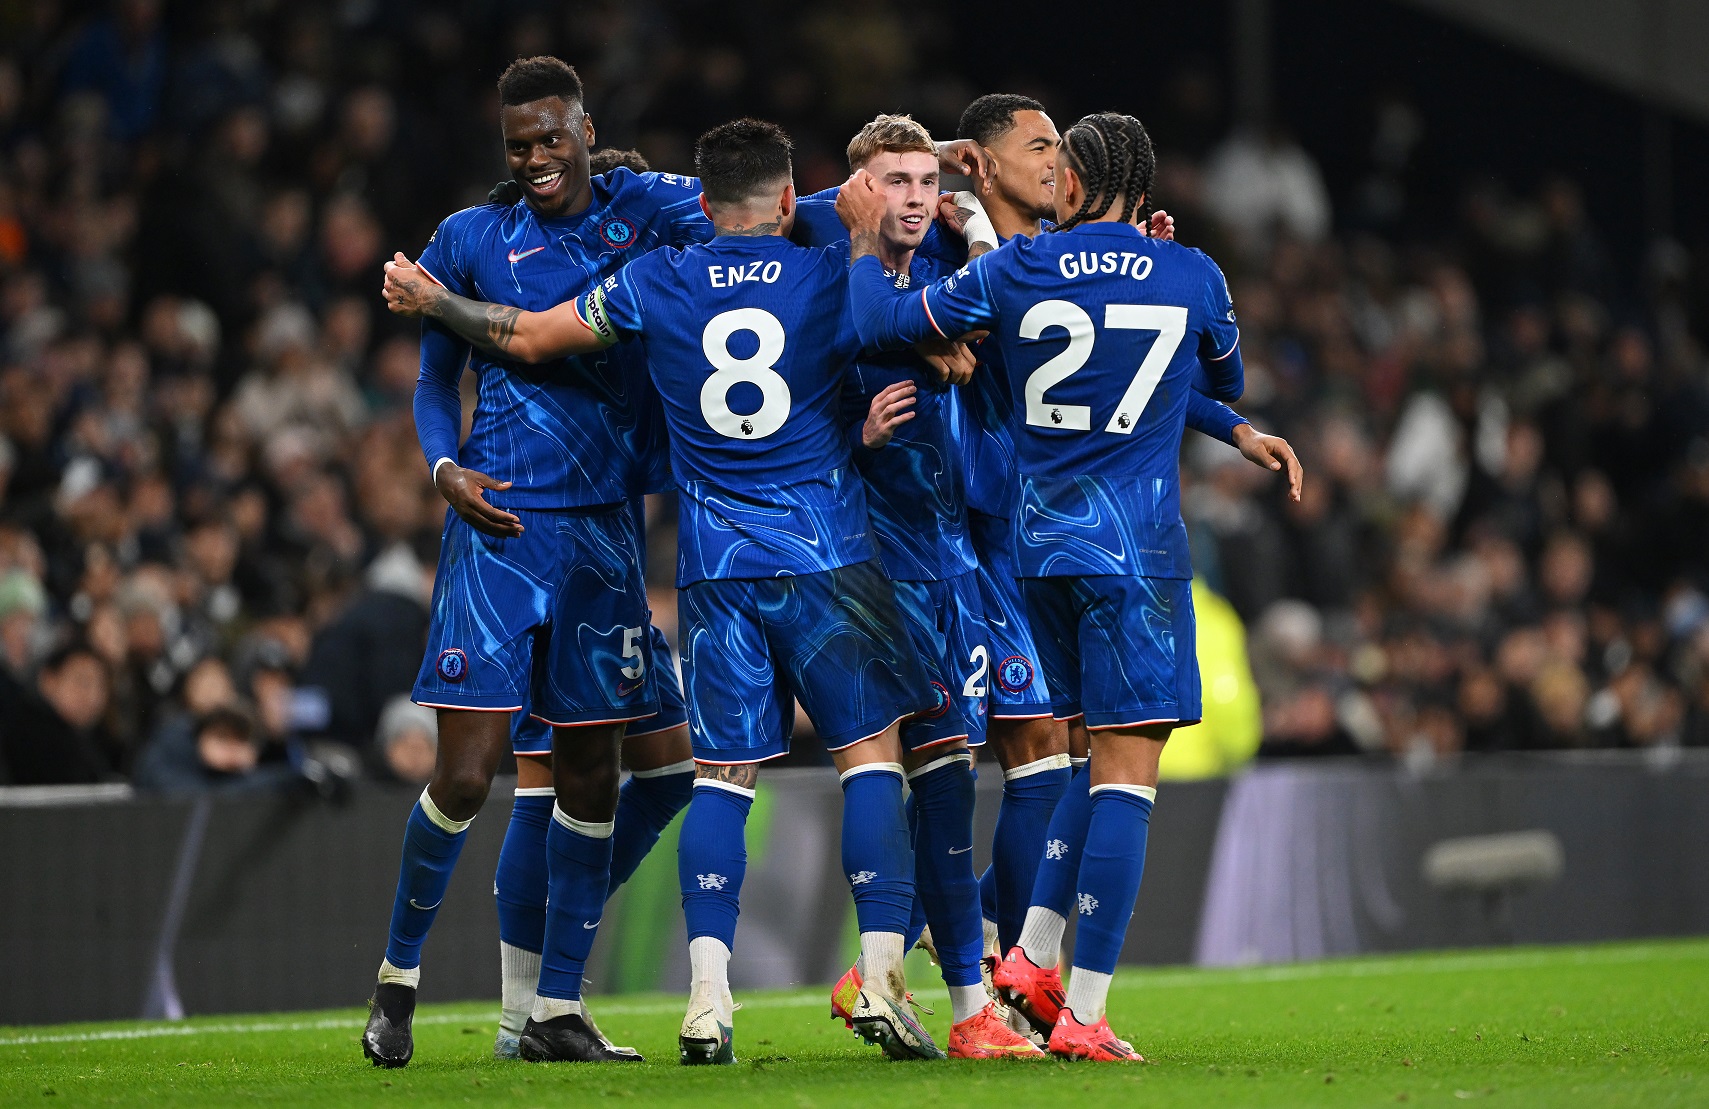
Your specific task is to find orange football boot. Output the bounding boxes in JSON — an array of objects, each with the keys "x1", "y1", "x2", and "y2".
[
  {"x1": 1047, "y1": 1010, "x2": 1145, "y2": 1062},
  {"x1": 947, "y1": 1002, "x2": 1046, "y2": 1058},
  {"x1": 990, "y1": 947, "x2": 1065, "y2": 1035}
]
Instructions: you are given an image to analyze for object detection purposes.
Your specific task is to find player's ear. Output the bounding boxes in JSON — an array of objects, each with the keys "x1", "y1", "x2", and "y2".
[
  {"x1": 779, "y1": 183, "x2": 796, "y2": 220},
  {"x1": 698, "y1": 194, "x2": 714, "y2": 222}
]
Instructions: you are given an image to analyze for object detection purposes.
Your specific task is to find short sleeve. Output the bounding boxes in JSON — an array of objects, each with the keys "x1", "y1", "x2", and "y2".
[
  {"x1": 1200, "y1": 253, "x2": 1239, "y2": 361},
  {"x1": 582, "y1": 262, "x2": 648, "y2": 343},
  {"x1": 416, "y1": 214, "x2": 474, "y2": 297},
  {"x1": 920, "y1": 250, "x2": 1000, "y2": 338}
]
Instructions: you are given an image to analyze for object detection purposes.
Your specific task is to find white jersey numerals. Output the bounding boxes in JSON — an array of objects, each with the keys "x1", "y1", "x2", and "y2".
[
  {"x1": 700, "y1": 307, "x2": 791, "y2": 439},
  {"x1": 1018, "y1": 300, "x2": 1188, "y2": 434},
  {"x1": 963, "y1": 645, "x2": 990, "y2": 699}
]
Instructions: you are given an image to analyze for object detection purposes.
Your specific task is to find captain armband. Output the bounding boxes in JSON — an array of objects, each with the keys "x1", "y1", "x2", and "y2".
[{"x1": 577, "y1": 285, "x2": 620, "y2": 347}]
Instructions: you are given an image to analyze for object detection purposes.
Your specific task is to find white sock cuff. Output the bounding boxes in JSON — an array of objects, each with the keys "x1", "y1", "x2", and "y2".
[
  {"x1": 693, "y1": 778, "x2": 756, "y2": 800},
  {"x1": 552, "y1": 804, "x2": 615, "y2": 838},
  {"x1": 906, "y1": 751, "x2": 971, "y2": 780},
  {"x1": 839, "y1": 761, "x2": 904, "y2": 785},
  {"x1": 631, "y1": 758, "x2": 695, "y2": 778},
  {"x1": 1069, "y1": 756, "x2": 1089, "y2": 769},
  {"x1": 514, "y1": 786, "x2": 555, "y2": 797},
  {"x1": 378, "y1": 958, "x2": 420, "y2": 989},
  {"x1": 1090, "y1": 783, "x2": 1157, "y2": 804},
  {"x1": 1004, "y1": 753, "x2": 1072, "y2": 781},
  {"x1": 419, "y1": 789, "x2": 473, "y2": 834}
]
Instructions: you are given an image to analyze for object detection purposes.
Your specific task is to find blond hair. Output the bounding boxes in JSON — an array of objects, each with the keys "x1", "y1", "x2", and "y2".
[{"x1": 846, "y1": 114, "x2": 935, "y2": 170}]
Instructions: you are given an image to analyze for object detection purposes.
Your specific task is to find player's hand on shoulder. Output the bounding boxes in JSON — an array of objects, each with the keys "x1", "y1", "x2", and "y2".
[
  {"x1": 862, "y1": 380, "x2": 918, "y2": 450},
  {"x1": 383, "y1": 252, "x2": 444, "y2": 318},
  {"x1": 1231, "y1": 423, "x2": 1304, "y2": 503},
  {"x1": 434, "y1": 461, "x2": 525, "y2": 537},
  {"x1": 1147, "y1": 209, "x2": 1176, "y2": 241},
  {"x1": 914, "y1": 338, "x2": 976, "y2": 385}
]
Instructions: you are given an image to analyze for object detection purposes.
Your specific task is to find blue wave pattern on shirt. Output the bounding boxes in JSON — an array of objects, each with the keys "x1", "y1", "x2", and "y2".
[
  {"x1": 417, "y1": 167, "x2": 709, "y2": 507},
  {"x1": 792, "y1": 197, "x2": 976, "y2": 581},
  {"x1": 849, "y1": 371, "x2": 977, "y2": 581},
  {"x1": 1015, "y1": 474, "x2": 1191, "y2": 580},
  {"x1": 676, "y1": 469, "x2": 874, "y2": 585},
  {"x1": 960, "y1": 336, "x2": 1020, "y2": 519}
]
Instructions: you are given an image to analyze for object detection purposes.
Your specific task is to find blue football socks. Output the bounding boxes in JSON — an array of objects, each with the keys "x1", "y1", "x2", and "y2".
[
  {"x1": 382, "y1": 790, "x2": 472, "y2": 978},
  {"x1": 990, "y1": 754, "x2": 1071, "y2": 951},
  {"x1": 494, "y1": 788, "x2": 554, "y2": 954},
  {"x1": 533, "y1": 806, "x2": 614, "y2": 1007},
  {"x1": 678, "y1": 780, "x2": 754, "y2": 950},
  {"x1": 608, "y1": 759, "x2": 694, "y2": 896},
  {"x1": 1070, "y1": 785, "x2": 1155, "y2": 975},
  {"x1": 908, "y1": 753, "x2": 983, "y2": 991}
]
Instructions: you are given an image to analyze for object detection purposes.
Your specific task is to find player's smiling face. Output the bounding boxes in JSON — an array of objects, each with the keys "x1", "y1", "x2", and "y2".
[
  {"x1": 501, "y1": 97, "x2": 595, "y2": 219},
  {"x1": 985, "y1": 109, "x2": 1059, "y2": 221},
  {"x1": 863, "y1": 150, "x2": 939, "y2": 255}
]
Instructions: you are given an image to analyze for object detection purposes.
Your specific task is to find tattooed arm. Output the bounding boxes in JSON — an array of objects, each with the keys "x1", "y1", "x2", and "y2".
[{"x1": 381, "y1": 252, "x2": 612, "y2": 363}]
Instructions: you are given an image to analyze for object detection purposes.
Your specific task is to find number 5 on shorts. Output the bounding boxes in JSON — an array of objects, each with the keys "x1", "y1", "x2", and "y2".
[{"x1": 619, "y1": 626, "x2": 645, "y2": 680}]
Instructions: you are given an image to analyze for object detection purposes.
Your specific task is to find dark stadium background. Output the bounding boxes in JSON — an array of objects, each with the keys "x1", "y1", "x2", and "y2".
[{"x1": 2, "y1": 0, "x2": 1708, "y2": 1024}]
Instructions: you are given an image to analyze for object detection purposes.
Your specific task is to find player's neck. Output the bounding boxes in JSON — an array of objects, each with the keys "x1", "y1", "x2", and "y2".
[
  {"x1": 711, "y1": 203, "x2": 786, "y2": 238},
  {"x1": 877, "y1": 237, "x2": 915, "y2": 275},
  {"x1": 525, "y1": 177, "x2": 593, "y2": 221},
  {"x1": 985, "y1": 196, "x2": 1042, "y2": 242}
]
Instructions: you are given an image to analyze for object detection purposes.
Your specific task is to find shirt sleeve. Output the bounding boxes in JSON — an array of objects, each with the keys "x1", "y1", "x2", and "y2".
[
  {"x1": 1197, "y1": 254, "x2": 1244, "y2": 401},
  {"x1": 1183, "y1": 387, "x2": 1248, "y2": 447},
  {"x1": 579, "y1": 264, "x2": 648, "y2": 345},
  {"x1": 412, "y1": 218, "x2": 472, "y2": 470},
  {"x1": 849, "y1": 251, "x2": 998, "y2": 351},
  {"x1": 643, "y1": 171, "x2": 713, "y2": 247}
]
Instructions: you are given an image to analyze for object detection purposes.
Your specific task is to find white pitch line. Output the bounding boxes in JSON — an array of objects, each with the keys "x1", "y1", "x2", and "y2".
[{"x1": 2, "y1": 941, "x2": 1701, "y2": 1048}]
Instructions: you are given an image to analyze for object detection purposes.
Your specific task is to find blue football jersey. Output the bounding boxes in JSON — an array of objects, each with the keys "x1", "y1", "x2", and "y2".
[
  {"x1": 586, "y1": 234, "x2": 874, "y2": 585},
  {"x1": 792, "y1": 198, "x2": 976, "y2": 582},
  {"x1": 413, "y1": 167, "x2": 710, "y2": 507},
  {"x1": 850, "y1": 221, "x2": 1243, "y2": 580}
]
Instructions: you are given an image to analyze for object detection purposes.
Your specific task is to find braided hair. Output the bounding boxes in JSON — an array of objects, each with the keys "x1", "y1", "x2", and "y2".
[{"x1": 1053, "y1": 113, "x2": 1156, "y2": 232}]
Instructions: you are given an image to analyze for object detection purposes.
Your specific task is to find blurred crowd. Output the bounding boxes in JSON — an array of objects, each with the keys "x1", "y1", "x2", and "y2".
[{"x1": 0, "y1": 2, "x2": 1703, "y2": 792}]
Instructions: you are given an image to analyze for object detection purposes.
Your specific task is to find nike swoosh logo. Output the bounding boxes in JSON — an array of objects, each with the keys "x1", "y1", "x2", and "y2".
[
  {"x1": 583, "y1": 918, "x2": 602, "y2": 930},
  {"x1": 408, "y1": 898, "x2": 442, "y2": 911},
  {"x1": 507, "y1": 246, "x2": 546, "y2": 263},
  {"x1": 948, "y1": 845, "x2": 973, "y2": 855}
]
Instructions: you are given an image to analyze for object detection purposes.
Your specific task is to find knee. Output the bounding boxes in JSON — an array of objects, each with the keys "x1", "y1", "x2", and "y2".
[
  {"x1": 992, "y1": 717, "x2": 1068, "y2": 770},
  {"x1": 429, "y1": 767, "x2": 492, "y2": 820}
]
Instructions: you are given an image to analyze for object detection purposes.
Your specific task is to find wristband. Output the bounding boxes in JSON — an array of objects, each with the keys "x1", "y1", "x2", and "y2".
[
  {"x1": 432, "y1": 457, "x2": 455, "y2": 481},
  {"x1": 952, "y1": 191, "x2": 999, "y2": 253}
]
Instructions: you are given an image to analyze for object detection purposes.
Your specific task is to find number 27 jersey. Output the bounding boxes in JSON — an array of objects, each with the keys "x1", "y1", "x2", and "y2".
[
  {"x1": 586, "y1": 235, "x2": 873, "y2": 586},
  {"x1": 853, "y1": 222, "x2": 1241, "y2": 580}
]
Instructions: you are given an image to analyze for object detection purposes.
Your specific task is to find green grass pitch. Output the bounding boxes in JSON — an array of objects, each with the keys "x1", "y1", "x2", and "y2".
[{"x1": 4, "y1": 939, "x2": 1706, "y2": 1107}]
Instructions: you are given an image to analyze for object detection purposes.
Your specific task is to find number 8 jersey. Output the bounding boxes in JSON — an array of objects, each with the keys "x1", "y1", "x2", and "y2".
[
  {"x1": 849, "y1": 222, "x2": 1243, "y2": 581},
  {"x1": 583, "y1": 235, "x2": 873, "y2": 585}
]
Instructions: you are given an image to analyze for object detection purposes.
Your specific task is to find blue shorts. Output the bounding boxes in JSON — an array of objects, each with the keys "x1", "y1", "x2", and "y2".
[
  {"x1": 969, "y1": 509, "x2": 1056, "y2": 719},
  {"x1": 1022, "y1": 575, "x2": 1201, "y2": 730},
  {"x1": 510, "y1": 626, "x2": 690, "y2": 755},
  {"x1": 413, "y1": 506, "x2": 660, "y2": 726},
  {"x1": 679, "y1": 559, "x2": 933, "y2": 764},
  {"x1": 894, "y1": 572, "x2": 987, "y2": 751}
]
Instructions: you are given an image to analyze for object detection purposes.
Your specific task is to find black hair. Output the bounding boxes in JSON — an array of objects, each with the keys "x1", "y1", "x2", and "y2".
[
  {"x1": 694, "y1": 119, "x2": 793, "y2": 205},
  {"x1": 1054, "y1": 112, "x2": 1155, "y2": 232},
  {"x1": 958, "y1": 93, "x2": 1046, "y2": 147},
  {"x1": 41, "y1": 639, "x2": 102, "y2": 675},
  {"x1": 195, "y1": 706, "x2": 257, "y2": 744},
  {"x1": 589, "y1": 147, "x2": 651, "y2": 174},
  {"x1": 496, "y1": 56, "x2": 584, "y2": 108}
]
